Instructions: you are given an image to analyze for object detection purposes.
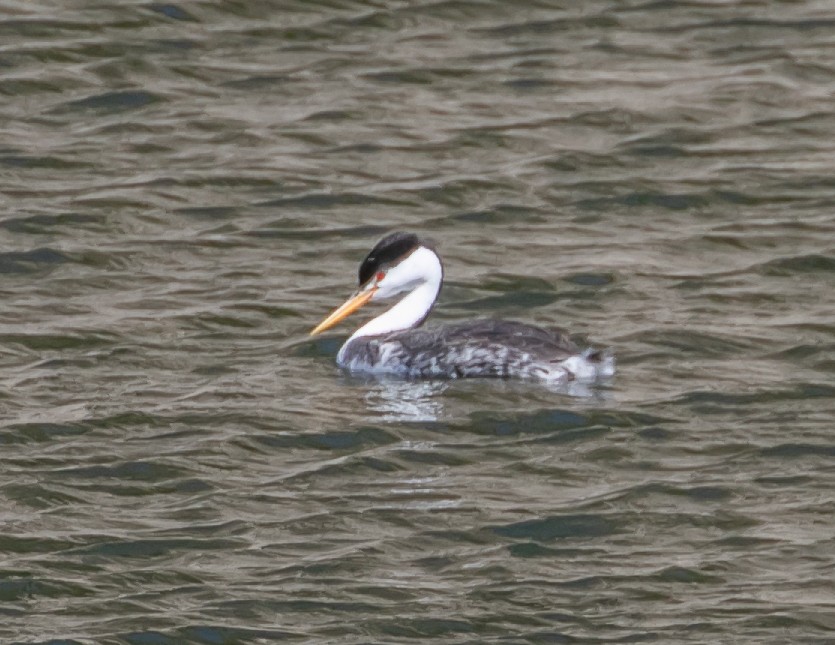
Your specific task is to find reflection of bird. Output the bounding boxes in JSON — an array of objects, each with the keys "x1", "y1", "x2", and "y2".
[{"x1": 310, "y1": 232, "x2": 614, "y2": 383}]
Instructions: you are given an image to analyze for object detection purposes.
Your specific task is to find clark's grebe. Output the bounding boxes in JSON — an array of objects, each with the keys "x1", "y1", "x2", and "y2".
[{"x1": 310, "y1": 232, "x2": 614, "y2": 383}]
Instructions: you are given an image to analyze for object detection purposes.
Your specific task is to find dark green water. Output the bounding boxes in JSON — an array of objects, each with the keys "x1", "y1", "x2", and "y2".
[{"x1": 2, "y1": 1, "x2": 834, "y2": 643}]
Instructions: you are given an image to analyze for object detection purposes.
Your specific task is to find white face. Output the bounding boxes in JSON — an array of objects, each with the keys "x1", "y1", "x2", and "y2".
[{"x1": 369, "y1": 246, "x2": 441, "y2": 301}]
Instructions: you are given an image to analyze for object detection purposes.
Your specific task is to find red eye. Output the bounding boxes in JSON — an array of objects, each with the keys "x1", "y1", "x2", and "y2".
[{"x1": 376, "y1": 271, "x2": 386, "y2": 282}]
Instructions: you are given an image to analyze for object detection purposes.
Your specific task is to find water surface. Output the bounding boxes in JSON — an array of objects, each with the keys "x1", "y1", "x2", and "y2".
[{"x1": 1, "y1": 1, "x2": 834, "y2": 643}]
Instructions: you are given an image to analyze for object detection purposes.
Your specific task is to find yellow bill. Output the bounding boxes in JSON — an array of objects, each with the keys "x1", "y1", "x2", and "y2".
[{"x1": 310, "y1": 287, "x2": 377, "y2": 336}]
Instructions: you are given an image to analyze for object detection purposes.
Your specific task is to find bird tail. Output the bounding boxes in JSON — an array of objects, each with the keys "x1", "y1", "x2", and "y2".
[{"x1": 582, "y1": 347, "x2": 616, "y2": 379}]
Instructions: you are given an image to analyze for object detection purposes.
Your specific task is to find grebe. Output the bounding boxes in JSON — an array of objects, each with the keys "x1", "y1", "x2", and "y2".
[{"x1": 310, "y1": 232, "x2": 614, "y2": 383}]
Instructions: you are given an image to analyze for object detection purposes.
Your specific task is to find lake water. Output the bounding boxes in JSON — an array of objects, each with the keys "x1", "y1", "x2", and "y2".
[{"x1": 1, "y1": 1, "x2": 834, "y2": 643}]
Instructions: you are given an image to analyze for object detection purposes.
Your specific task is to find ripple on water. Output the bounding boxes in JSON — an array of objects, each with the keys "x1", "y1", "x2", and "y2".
[
  {"x1": 0, "y1": 577, "x2": 94, "y2": 603},
  {"x1": 1, "y1": 422, "x2": 91, "y2": 445},
  {"x1": 52, "y1": 90, "x2": 164, "y2": 115},
  {"x1": 0, "y1": 212, "x2": 106, "y2": 234},
  {"x1": 0, "y1": 248, "x2": 73, "y2": 275},
  {"x1": 494, "y1": 513, "x2": 621, "y2": 542}
]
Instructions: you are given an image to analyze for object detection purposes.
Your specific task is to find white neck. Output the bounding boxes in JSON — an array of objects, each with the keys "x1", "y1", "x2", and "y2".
[
  {"x1": 348, "y1": 246, "x2": 442, "y2": 341},
  {"x1": 349, "y1": 281, "x2": 439, "y2": 339}
]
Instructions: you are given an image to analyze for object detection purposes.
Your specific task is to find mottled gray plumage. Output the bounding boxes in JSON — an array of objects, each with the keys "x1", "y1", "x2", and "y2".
[{"x1": 338, "y1": 319, "x2": 607, "y2": 381}]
